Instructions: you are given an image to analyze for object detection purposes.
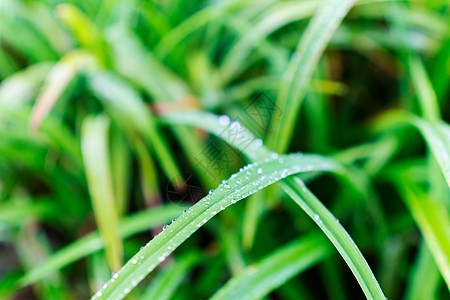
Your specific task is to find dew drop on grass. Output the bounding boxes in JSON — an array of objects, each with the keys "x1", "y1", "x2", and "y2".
[
  {"x1": 96, "y1": 291, "x2": 102, "y2": 297},
  {"x1": 219, "y1": 115, "x2": 230, "y2": 126},
  {"x1": 112, "y1": 272, "x2": 119, "y2": 279},
  {"x1": 131, "y1": 259, "x2": 137, "y2": 264},
  {"x1": 257, "y1": 168, "x2": 263, "y2": 174}
]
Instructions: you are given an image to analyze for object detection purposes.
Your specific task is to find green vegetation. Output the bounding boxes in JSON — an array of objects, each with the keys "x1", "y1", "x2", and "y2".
[{"x1": 0, "y1": 0, "x2": 449, "y2": 299}]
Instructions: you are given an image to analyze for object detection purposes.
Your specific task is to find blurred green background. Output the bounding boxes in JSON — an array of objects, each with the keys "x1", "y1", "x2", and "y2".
[{"x1": 0, "y1": 0, "x2": 449, "y2": 299}]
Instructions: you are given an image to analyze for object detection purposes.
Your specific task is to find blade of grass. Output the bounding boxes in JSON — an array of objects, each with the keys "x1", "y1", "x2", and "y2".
[
  {"x1": 30, "y1": 50, "x2": 96, "y2": 131},
  {"x1": 143, "y1": 252, "x2": 202, "y2": 300},
  {"x1": 211, "y1": 233, "x2": 331, "y2": 300},
  {"x1": 161, "y1": 110, "x2": 386, "y2": 299},
  {"x1": 81, "y1": 115, "x2": 123, "y2": 271},
  {"x1": 91, "y1": 153, "x2": 342, "y2": 299},
  {"x1": 20, "y1": 205, "x2": 185, "y2": 286},
  {"x1": 405, "y1": 242, "x2": 441, "y2": 300},
  {"x1": 87, "y1": 71, "x2": 183, "y2": 188},
  {"x1": 267, "y1": 0, "x2": 356, "y2": 153},
  {"x1": 390, "y1": 172, "x2": 450, "y2": 290},
  {"x1": 372, "y1": 110, "x2": 450, "y2": 188}
]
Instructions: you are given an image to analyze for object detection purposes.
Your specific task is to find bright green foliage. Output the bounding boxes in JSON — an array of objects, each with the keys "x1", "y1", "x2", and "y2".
[{"x1": 0, "y1": 0, "x2": 449, "y2": 299}]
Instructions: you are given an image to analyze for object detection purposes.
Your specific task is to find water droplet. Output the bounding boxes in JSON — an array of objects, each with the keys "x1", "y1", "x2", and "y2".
[
  {"x1": 313, "y1": 214, "x2": 320, "y2": 221},
  {"x1": 231, "y1": 121, "x2": 241, "y2": 130},
  {"x1": 131, "y1": 259, "x2": 137, "y2": 264},
  {"x1": 224, "y1": 184, "x2": 230, "y2": 188},
  {"x1": 211, "y1": 211, "x2": 217, "y2": 215},
  {"x1": 255, "y1": 139, "x2": 263, "y2": 147},
  {"x1": 162, "y1": 225, "x2": 168, "y2": 231},
  {"x1": 172, "y1": 218, "x2": 176, "y2": 223},
  {"x1": 96, "y1": 291, "x2": 103, "y2": 297},
  {"x1": 271, "y1": 152, "x2": 279, "y2": 159},
  {"x1": 257, "y1": 168, "x2": 263, "y2": 174},
  {"x1": 219, "y1": 115, "x2": 230, "y2": 126},
  {"x1": 112, "y1": 272, "x2": 119, "y2": 279},
  {"x1": 208, "y1": 190, "x2": 213, "y2": 194},
  {"x1": 102, "y1": 283, "x2": 108, "y2": 289}
]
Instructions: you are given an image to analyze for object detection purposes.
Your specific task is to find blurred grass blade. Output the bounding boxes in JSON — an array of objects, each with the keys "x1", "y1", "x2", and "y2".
[
  {"x1": 405, "y1": 243, "x2": 441, "y2": 300},
  {"x1": 211, "y1": 233, "x2": 331, "y2": 300},
  {"x1": 20, "y1": 205, "x2": 184, "y2": 286},
  {"x1": 267, "y1": 0, "x2": 356, "y2": 153},
  {"x1": 110, "y1": 128, "x2": 130, "y2": 216},
  {"x1": 407, "y1": 55, "x2": 440, "y2": 123},
  {"x1": 162, "y1": 110, "x2": 386, "y2": 299},
  {"x1": 92, "y1": 153, "x2": 340, "y2": 299},
  {"x1": 0, "y1": 62, "x2": 53, "y2": 107},
  {"x1": 372, "y1": 111, "x2": 450, "y2": 187},
  {"x1": 220, "y1": 0, "x2": 319, "y2": 82},
  {"x1": 134, "y1": 136, "x2": 160, "y2": 206},
  {"x1": 143, "y1": 252, "x2": 202, "y2": 300},
  {"x1": 392, "y1": 174, "x2": 450, "y2": 289},
  {"x1": 87, "y1": 71, "x2": 183, "y2": 188},
  {"x1": 30, "y1": 50, "x2": 96, "y2": 131},
  {"x1": 81, "y1": 115, "x2": 123, "y2": 271},
  {"x1": 56, "y1": 3, "x2": 108, "y2": 65}
]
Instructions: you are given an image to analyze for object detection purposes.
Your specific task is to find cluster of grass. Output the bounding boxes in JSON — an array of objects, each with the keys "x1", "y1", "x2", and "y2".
[{"x1": 0, "y1": 0, "x2": 449, "y2": 299}]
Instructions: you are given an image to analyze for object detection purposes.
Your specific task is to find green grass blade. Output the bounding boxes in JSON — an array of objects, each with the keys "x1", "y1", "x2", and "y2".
[
  {"x1": 161, "y1": 110, "x2": 386, "y2": 299},
  {"x1": 405, "y1": 243, "x2": 441, "y2": 300},
  {"x1": 211, "y1": 233, "x2": 331, "y2": 300},
  {"x1": 267, "y1": 0, "x2": 356, "y2": 153},
  {"x1": 372, "y1": 110, "x2": 450, "y2": 188},
  {"x1": 407, "y1": 55, "x2": 441, "y2": 123},
  {"x1": 20, "y1": 205, "x2": 184, "y2": 286},
  {"x1": 392, "y1": 174, "x2": 450, "y2": 289},
  {"x1": 81, "y1": 115, "x2": 123, "y2": 271},
  {"x1": 92, "y1": 153, "x2": 340, "y2": 299},
  {"x1": 220, "y1": 0, "x2": 319, "y2": 82},
  {"x1": 30, "y1": 50, "x2": 95, "y2": 131},
  {"x1": 143, "y1": 252, "x2": 202, "y2": 300},
  {"x1": 87, "y1": 71, "x2": 183, "y2": 188}
]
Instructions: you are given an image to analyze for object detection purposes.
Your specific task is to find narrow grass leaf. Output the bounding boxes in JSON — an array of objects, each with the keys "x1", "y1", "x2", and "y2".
[
  {"x1": 92, "y1": 153, "x2": 340, "y2": 299},
  {"x1": 162, "y1": 110, "x2": 386, "y2": 299},
  {"x1": 81, "y1": 115, "x2": 123, "y2": 271},
  {"x1": 143, "y1": 252, "x2": 202, "y2": 300},
  {"x1": 392, "y1": 174, "x2": 450, "y2": 289},
  {"x1": 87, "y1": 71, "x2": 183, "y2": 188},
  {"x1": 20, "y1": 205, "x2": 184, "y2": 286},
  {"x1": 267, "y1": 0, "x2": 356, "y2": 153},
  {"x1": 211, "y1": 233, "x2": 331, "y2": 300}
]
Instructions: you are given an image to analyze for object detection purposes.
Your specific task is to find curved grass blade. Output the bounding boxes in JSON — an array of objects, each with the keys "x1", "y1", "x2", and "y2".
[
  {"x1": 267, "y1": 0, "x2": 356, "y2": 153},
  {"x1": 0, "y1": 62, "x2": 53, "y2": 107},
  {"x1": 143, "y1": 252, "x2": 202, "y2": 300},
  {"x1": 211, "y1": 233, "x2": 331, "y2": 300},
  {"x1": 81, "y1": 115, "x2": 123, "y2": 271},
  {"x1": 30, "y1": 50, "x2": 96, "y2": 131},
  {"x1": 161, "y1": 110, "x2": 386, "y2": 299},
  {"x1": 220, "y1": 0, "x2": 320, "y2": 82},
  {"x1": 20, "y1": 205, "x2": 184, "y2": 286},
  {"x1": 92, "y1": 153, "x2": 341, "y2": 299},
  {"x1": 372, "y1": 110, "x2": 450, "y2": 188},
  {"x1": 87, "y1": 71, "x2": 183, "y2": 188},
  {"x1": 390, "y1": 172, "x2": 450, "y2": 290}
]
